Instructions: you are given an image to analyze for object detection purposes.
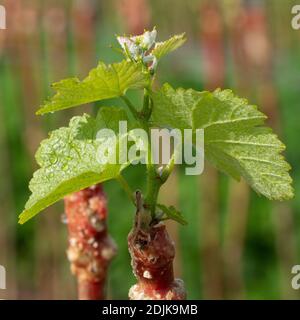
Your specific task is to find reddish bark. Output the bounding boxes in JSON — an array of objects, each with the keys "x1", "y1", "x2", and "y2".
[
  {"x1": 64, "y1": 185, "x2": 117, "y2": 300},
  {"x1": 128, "y1": 196, "x2": 186, "y2": 300}
]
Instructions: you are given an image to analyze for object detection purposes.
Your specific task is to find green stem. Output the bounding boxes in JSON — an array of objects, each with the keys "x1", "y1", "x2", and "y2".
[
  {"x1": 144, "y1": 121, "x2": 160, "y2": 217},
  {"x1": 141, "y1": 88, "x2": 164, "y2": 217},
  {"x1": 120, "y1": 82, "x2": 170, "y2": 219},
  {"x1": 117, "y1": 175, "x2": 135, "y2": 205},
  {"x1": 145, "y1": 174, "x2": 162, "y2": 217},
  {"x1": 141, "y1": 89, "x2": 152, "y2": 120},
  {"x1": 145, "y1": 152, "x2": 176, "y2": 217},
  {"x1": 161, "y1": 153, "x2": 175, "y2": 183}
]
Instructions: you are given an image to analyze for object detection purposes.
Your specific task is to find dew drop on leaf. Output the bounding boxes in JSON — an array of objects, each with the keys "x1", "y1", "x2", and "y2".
[{"x1": 49, "y1": 153, "x2": 58, "y2": 165}]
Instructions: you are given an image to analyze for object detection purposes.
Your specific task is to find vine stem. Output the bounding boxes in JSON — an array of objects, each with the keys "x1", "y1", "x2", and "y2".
[
  {"x1": 161, "y1": 153, "x2": 176, "y2": 183},
  {"x1": 141, "y1": 91, "x2": 162, "y2": 217},
  {"x1": 120, "y1": 92, "x2": 174, "y2": 217},
  {"x1": 121, "y1": 69, "x2": 186, "y2": 301},
  {"x1": 128, "y1": 192, "x2": 186, "y2": 300}
]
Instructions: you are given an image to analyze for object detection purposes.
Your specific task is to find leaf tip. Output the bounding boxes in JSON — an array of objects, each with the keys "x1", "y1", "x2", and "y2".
[
  {"x1": 35, "y1": 109, "x2": 43, "y2": 115},
  {"x1": 18, "y1": 212, "x2": 27, "y2": 225}
]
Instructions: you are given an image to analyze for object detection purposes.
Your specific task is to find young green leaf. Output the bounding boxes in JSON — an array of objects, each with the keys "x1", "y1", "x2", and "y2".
[
  {"x1": 150, "y1": 83, "x2": 203, "y2": 129},
  {"x1": 151, "y1": 84, "x2": 294, "y2": 200},
  {"x1": 19, "y1": 107, "x2": 130, "y2": 224},
  {"x1": 151, "y1": 33, "x2": 186, "y2": 60},
  {"x1": 157, "y1": 204, "x2": 188, "y2": 225},
  {"x1": 37, "y1": 60, "x2": 149, "y2": 115}
]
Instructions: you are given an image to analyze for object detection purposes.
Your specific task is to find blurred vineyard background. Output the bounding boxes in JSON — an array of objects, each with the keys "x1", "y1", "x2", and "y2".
[{"x1": 0, "y1": 0, "x2": 300, "y2": 300}]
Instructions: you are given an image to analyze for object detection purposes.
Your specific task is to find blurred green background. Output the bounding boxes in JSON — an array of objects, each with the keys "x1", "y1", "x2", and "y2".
[{"x1": 0, "y1": 0, "x2": 300, "y2": 299}]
